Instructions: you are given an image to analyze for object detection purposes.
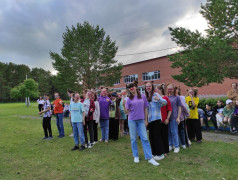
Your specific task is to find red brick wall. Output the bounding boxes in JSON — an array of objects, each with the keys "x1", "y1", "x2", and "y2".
[{"x1": 113, "y1": 56, "x2": 236, "y2": 96}]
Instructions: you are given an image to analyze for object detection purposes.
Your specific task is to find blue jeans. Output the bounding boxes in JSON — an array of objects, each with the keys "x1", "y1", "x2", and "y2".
[
  {"x1": 128, "y1": 119, "x2": 152, "y2": 160},
  {"x1": 100, "y1": 119, "x2": 109, "y2": 141},
  {"x1": 178, "y1": 121, "x2": 186, "y2": 146},
  {"x1": 72, "y1": 122, "x2": 85, "y2": 145},
  {"x1": 56, "y1": 113, "x2": 64, "y2": 136},
  {"x1": 168, "y1": 120, "x2": 179, "y2": 148}
]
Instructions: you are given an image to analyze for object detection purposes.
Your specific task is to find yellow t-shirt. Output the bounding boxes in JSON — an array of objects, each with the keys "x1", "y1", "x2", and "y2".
[{"x1": 185, "y1": 96, "x2": 199, "y2": 119}]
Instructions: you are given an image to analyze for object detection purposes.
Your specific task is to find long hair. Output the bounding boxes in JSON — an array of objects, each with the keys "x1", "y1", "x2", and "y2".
[
  {"x1": 177, "y1": 86, "x2": 181, "y2": 96},
  {"x1": 145, "y1": 81, "x2": 155, "y2": 102},
  {"x1": 157, "y1": 83, "x2": 166, "y2": 95},
  {"x1": 126, "y1": 80, "x2": 141, "y2": 100}
]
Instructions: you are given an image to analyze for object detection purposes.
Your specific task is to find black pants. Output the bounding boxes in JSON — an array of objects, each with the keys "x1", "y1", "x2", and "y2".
[
  {"x1": 83, "y1": 120, "x2": 94, "y2": 144},
  {"x1": 109, "y1": 118, "x2": 119, "y2": 140},
  {"x1": 231, "y1": 115, "x2": 238, "y2": 128},
  {"x1": 148, "y1": 120, "x2": 164, "y2": 156},
  {"x1": 38, "y1": 104, "x2": 43, "y2": 112},
  {"x1": 204, "y1": 116, "x2": 218, "y2": 129},
  {"x1": 160, "y1": 122, "x2": 169, "y2": 154},
  {"x1": 93, "y1": 120, "x2": 98, "y2": 142},
  {"x1": 184, "y1": 120, "x2": 190, "y2": 146},
  {"x1": 187, "y1": 118, "x2": 202, "y2": 141},
  {"x1": 42, "y1": 117, "x2": 52, "y2": 137}
]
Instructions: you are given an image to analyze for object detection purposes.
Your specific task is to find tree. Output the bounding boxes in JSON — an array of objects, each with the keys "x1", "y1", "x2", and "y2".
[
  {"x1": 29, "y1": 68, "x2": 53, "y2": 95},
  {"x1": 168, "y1": 0, "x2": 238, "y2": 87},
  {"x1": 50, "y1": 21, "x2": 123, "y2": 92},
  {"x1": 10, "y1": 79, "x2": 39, "y2": 106}
]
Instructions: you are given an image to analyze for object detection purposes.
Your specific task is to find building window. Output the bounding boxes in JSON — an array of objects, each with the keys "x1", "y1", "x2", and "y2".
[
  {"x1": 142, "y1": 71, "x2": 160, "y2": 81},
  {"x1": 124, "y1": 74, "x2": 138, "y2": 83},
  {"x1": 114, "y1": 79, "x2": 120, "y2": 85}
]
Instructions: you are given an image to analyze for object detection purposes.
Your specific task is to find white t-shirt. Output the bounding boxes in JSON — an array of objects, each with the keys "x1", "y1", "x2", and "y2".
[{"x1": 37, "y1": 99, "x2": 44, "y2": 105}]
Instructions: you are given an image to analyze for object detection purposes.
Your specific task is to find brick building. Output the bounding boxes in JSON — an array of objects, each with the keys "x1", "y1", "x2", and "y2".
[{"x1": 112, "y1": 55, "x2": 236, "y2": 97}]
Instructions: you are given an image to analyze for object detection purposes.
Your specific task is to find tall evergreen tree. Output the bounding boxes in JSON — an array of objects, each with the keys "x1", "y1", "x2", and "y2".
[{"x1": 50, "y1": 21, "x2": 122, "y2": 92}]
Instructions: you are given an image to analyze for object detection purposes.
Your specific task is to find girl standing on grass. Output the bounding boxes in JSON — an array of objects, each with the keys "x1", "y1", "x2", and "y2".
[
  {"x1": 167, "y1": 84, "x2": 182, "y2": 153},
  {"x1": 125, "y1": 81, "x2": 159, "y2": 166},
  {"x1": 98, "y1": 88, "x2": 111, "y2": 143},
  {"x1": 185, "y1": 88, "x2": 202, "y2": 143},
  {"x1": 92, "y1": 92, "x2": 100, "y2": 144},
  {"x1": 145, "y1": 82, "x2": 167, "y2": 161},
  {"x1": 39, "y1": 93, "x2": 53, "y2": 140},
  {"x1": 156, "y1": 84, "x2": 172, "y2": 155},
  {"x1": 176, "y1": 87, "x2": 190, "y2": 149},
  {"x1": 119, "y1": 90, "x2": 128, "y2": 137},
  {"x1": 81, "y1": 91, "x2": 95, "y2": 148}
]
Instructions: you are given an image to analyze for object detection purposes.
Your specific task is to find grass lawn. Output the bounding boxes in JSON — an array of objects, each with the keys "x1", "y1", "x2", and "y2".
[{"x1": 0, "y1": 103, "x2": 238, "y2": 180}]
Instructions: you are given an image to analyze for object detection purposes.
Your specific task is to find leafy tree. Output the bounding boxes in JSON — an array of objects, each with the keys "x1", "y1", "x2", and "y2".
[
  {"x1": 0, "y1": 62, "x2": 30, "y2": 102},
  {"x1": 29, "y1": 68, "x2": 53, "y2": 95},
  {"x1": 50, "y1": 21, "x2": 122, "y2": 92},
  {"x1": 10, "y1": 79, "x2": 39, "y2": 106},
  {"x1": 168, "y1": 0, "x2": 238, "y2": 87}
]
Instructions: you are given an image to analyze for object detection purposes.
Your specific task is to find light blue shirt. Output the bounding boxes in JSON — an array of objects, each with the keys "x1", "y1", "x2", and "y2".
[
  {"x1": 69, "y1": 102, "x2": 85, "y2": 123},
  {"x1": 148, "y1": 93, "x2": 167, "y2": 123},
  {"x1": 83, "y1": 99, "x2": 90, "y2": 117}
]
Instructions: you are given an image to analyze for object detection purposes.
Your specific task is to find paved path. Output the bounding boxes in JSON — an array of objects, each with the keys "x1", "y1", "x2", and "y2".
[{"x1": 202, "y1": 131, "x2": 238, "y2": 143}]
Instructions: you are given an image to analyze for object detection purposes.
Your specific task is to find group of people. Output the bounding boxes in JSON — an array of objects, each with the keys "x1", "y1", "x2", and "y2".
[
  {"x1": 198, "y1": 82, "x2": 238, "y2": 134},
  {"x1": 36, "y1": 81, "x2": 238, "y2": 166}
]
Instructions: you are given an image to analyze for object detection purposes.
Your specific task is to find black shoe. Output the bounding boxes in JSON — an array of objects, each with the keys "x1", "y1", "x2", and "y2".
[
  {"x1": 58, "y1": 135, "x2": 65, "y2": 138},
  {"x1": 42, "y1": 137, "x2": 48, "y2": 140},
  {"x1": 71, "y1": 145, "x2": 79, "y2": 151},
  {"x1": 79, "y1": 145, "x2": 85, "y2": 151}
]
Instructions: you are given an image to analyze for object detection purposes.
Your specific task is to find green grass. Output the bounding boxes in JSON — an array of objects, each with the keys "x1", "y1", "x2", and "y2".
[{"x1": 0, "y1": 103, "x2": 238, "y2": 180}]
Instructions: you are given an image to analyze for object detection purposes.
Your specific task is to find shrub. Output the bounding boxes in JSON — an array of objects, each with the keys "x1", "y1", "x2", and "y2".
[{"x1": 198, "y1": 97, "x2": 228, "y2": 110}]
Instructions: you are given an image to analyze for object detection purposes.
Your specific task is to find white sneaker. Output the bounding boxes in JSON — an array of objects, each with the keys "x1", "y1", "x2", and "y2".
[
  {"x1": 154, "y1": 154, "x2": 165, "y2": 161},
  {"x1": 174, "y1": 147, "x2": 180, "y2": 153},
  {"x1": 181, "y1": 145, "x2": 186, "y2": 149},
  {"x1": 169, "y1": 146, "x2": 173, "y2": 151},
  {"x1": 148, "y1": 158, "x2": 160, "y2": 166},
  {"x1": 134, "y1": 157, "x2": 139, "y2": 163},
  {"x1": 188, "y1": 140, "x2": 192, "y2": 146},
  {"x1": 69, "y1": 133, "x2": 74, "y2": 137}
]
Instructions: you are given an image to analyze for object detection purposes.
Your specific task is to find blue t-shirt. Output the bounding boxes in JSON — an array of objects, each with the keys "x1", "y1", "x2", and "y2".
[{"x1": 69, "y1": 102, "x2": 85, "y2": 123}]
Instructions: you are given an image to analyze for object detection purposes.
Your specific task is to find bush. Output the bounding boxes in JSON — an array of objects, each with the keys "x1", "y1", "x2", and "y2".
[{"x1": 198, "y1": 97, "x2": 228, "y2": 110}]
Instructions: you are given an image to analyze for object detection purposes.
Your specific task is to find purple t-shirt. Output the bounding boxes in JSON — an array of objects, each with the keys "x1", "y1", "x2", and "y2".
[
  {"x1": 168, "y1": 96, "x2": 182, "y2": 121},
  {"x1": 98, "y1": 96, "x2": 111, "y2": 119},
  {"x1": 126, "y1": 94, "x2": 149, "y2": 121}
]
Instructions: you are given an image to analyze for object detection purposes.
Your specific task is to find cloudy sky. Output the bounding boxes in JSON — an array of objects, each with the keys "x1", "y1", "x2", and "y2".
[{"x1": 0, "y1": 0, "x2": 208, "y2": 73}]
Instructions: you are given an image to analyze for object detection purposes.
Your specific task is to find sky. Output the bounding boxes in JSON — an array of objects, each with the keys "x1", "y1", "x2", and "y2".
[{"x1": 0, "y1": 0, "x2": 208, "y2": 74}]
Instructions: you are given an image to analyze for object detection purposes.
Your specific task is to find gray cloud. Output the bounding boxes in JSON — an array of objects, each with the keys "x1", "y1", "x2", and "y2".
[{"x1": 0, "y1": 0, "x2": 207, "y2": 71}]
